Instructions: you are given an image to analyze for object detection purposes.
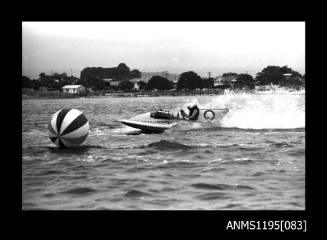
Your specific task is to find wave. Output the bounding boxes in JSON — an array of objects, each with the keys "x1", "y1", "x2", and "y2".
[
  {"x1": 155, "y1": 160, "x2": 199, "y2": 169},
  {"x1": 38, "y1": 170, "x2": 65, "y2": 175},
  {"x1": 145, "y1": 140, "x2": 193, "y2": 151},
  {"x1": 286, "y1": 148, "x2": 305, "y2": 156},
  {"x1": 60, "y1": 187, "x2": 97, "y2": 195},
  {"x1": 141, "y1": 139, "x2": 299, "y2": 153},
  {"x1": 269, "y1": 142, "x2": 294, "y2": 148},
  {"x1": 124, "y1": 190, "x2": 152, "y2": 198},
  {"x1": 173, "y1": 126, "x2": 305, "y2": 133},
  {"x1": 25, "y1": 145, "x2": 108, "y2": 155},
  {"x1": 49, "y1": 145, "x2": 106, "y2": 155},
  {"x1": 195, "y1": 192, "x2": 228, "y2": 201},
  {"x1": 192, "y1": 183, "x2": 255, "y2": 191},
  {"x1": 190, "y1": 91, "x2": 305, "y2": 129},
  {"x1": 217, "y1": 127, "x2": 305, "y2": 132},
  {"x1": 221, "y1": 93, "x2": 304, "y2": 129}
]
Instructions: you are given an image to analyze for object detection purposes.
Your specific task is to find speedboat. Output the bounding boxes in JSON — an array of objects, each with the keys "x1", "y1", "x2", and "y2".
[{"x1": 120, "y1": 107, "x2": 229, "y2": 132}]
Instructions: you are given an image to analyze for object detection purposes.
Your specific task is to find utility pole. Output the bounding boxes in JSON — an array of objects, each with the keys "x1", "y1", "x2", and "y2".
[
  {"x1": 70, "y1": 68, "x2": 74, "y2": 85},
  {"x1": 208, "y1": 72, "x2": 211, "y2": 79}
]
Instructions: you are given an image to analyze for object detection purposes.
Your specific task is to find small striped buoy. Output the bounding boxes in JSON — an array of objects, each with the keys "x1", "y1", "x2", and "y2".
[{"x1": 48, "y1": 109, "x2": 89, "y2": 148}]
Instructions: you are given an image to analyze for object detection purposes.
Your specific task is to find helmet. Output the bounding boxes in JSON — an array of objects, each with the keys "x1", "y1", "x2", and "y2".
[{"x1": 187, "y1": 104, "x2": 197, "y2": 109}]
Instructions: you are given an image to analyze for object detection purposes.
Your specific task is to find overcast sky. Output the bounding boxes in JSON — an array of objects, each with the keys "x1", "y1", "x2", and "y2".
[{"x1": 22, "y1": 22, "x2": 305, "y2": 78}]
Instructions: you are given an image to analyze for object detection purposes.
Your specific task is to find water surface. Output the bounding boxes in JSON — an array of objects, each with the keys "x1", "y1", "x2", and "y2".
[{"x1": 22, "y1": 92, "x2": 305, "y2": 210}]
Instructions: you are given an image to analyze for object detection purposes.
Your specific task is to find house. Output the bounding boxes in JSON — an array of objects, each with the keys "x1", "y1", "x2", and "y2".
[
  {"x1": 129, "y1": 77, "x2": 153, "y2": 91},
  {"x1": 214, "y1": 76, "x2": 224, "y2": 86},
  {"x1": 129, "y1": 76, "x2": 153, "y2": 84},
  {"x1": 128, "y1": 78, "x2": 143, "y2": 91},
  {"x1": 103, "y1": 78, "x2": 114, "y2": 87},
  {"x1": 283, "y1": 73, "x2": 292, "y2": 78},
  {"x1": 109, "y1": 80, "x2": 120, "y2": 87},
  {"x1": 129, "y1": 78, "x2": 143, "y2": 91},
  {"x1": 129, "y1": 78, "x2": 142, "y2": 84},
  {"x1": 133, "y1": 82, "x2": 139, "y2": 91},
  {"x1": 62, "y1": 85, "x2": 86, "y2": 94},
  {"x1": 214, "y1": 76, "x2": 238, "y2": 88}
]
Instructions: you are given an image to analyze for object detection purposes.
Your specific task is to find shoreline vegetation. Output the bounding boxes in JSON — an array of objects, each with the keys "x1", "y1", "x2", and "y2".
[
  {"x1": 22, "y1": 87, "x2": 305, "y2": 100},
  {"x1": 22, "y1": 89, "x2": 225, "y2": 99},
  {"x1": 22, "y1": 63, "x2": 305, "y2": 99}
]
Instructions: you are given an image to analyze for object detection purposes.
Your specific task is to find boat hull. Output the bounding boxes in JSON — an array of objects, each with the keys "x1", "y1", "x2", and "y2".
[
  {"x1": 120, "y1": 108, "x2": 229, "y2": 132},
  {"x1": 120, "y1": 119, "x2": 177, "y2": 132}
]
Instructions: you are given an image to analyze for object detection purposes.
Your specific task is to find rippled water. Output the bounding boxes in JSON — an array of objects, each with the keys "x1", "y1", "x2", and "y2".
[{"x1": 22, "y1": 92, "x2": 305, "y2": 210}]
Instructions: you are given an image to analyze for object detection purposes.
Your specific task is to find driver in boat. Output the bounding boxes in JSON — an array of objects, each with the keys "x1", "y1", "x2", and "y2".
[{"x1": 180, "y1": 104, "x2": 200, "y2": 120}]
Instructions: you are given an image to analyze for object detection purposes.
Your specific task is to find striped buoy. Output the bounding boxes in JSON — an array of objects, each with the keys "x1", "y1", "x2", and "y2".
[{"x1": 48, "y1": 109, "x2": 89, "y2": 148}]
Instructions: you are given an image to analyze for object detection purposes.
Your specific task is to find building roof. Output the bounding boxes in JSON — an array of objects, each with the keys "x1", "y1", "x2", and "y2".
[
  {"x1": 215, "y1": 76, "x2": 237, "y2": 82},
  {"x1": 62, "y1": 85, "x2": 83, "y2": 89},
  {"x1": 129, "y1": 78, "x2": 142, "y2": 83},
  {"x1": 142, "y1": 76, "x2": 153, "y2": 83},
  {"x1": 129, "y1": 77, "x2": 153, "y2": 83},
  {"x1": 130, "y1": 77, "x2": 152, "y2": 83}
]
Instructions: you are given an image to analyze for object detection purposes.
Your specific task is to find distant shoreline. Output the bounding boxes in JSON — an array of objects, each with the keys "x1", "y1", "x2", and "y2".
[
  {"x1": 22, "y1": 89, "x2": 225, "y2": 99},
  {"x1": 22, "y1": 88, "x2": 305, "y2": 100}
]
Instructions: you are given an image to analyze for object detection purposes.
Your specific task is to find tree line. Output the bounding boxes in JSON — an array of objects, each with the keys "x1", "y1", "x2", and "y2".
[
  {"x1": 80, "y1": 63, "x2": 141, "y2": 81},
  {"x1": 22, "y1": 72, "x2": 79, "y2": 90},
  {"x1": 22, "y1": 64, "x2": 305, "y2": 92}
]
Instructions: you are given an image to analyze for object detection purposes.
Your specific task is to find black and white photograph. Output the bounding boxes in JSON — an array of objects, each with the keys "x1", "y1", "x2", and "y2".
[{"x1": 22, "y1": 21, "x2": 305, "y2": 210}]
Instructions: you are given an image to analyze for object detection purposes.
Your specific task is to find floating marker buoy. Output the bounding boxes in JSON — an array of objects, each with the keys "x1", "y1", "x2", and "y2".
[{"x1": 48, "y1": 109, "x2": 89, "y2": 148}]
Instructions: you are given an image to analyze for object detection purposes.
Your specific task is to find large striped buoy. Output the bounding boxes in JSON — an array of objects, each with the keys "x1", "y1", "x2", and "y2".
[{"x1": 48, "y1": 109, "x2": 89, "y2": 148}]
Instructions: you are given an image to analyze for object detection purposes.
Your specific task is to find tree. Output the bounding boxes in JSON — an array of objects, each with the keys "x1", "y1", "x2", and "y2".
[
  {"x1": 76, "y1": 78, "x2": 87, "y2": 86},
  {"x1": 31, "y1": 79, "x2": 41, "y2": 90},
  {"x1": 39, "y1": 72, "x2": 50, "y2": 87},
  {"x1": 80, "y1": 63, "x2": 141, "y2": 81},
  {"x1": 284, "y1": 76, "x2": 303, "y2": 89},
  {"x1": 103, "y1": 81, "x2": 111, "y2": 90},
  {"x1": 119, "y1": 80, "x2": 133, "y2": 91},
  {"x1": 22, "y1": 76, "x2": 32, "y2": 88},
  {"x1": 255, "y1": 66, "x2": 285, "y2": 85},
  {"x1": 37, "y1": 72, "x2": 79, "y2": 90},
  {"x1": 222, "y1": 72, "x2": 238, "y2": 77},
  {"x1": 39, "y1": 73, "x2": 46, "y2": 82},
  {"x1": 255, "y1": 65, "x2": 302, "y2": 86},
  {"x1": 137, "y1": 81, "x2": 147, "y2": 90},
  {"x1": 146, "y1": 76, "x2": 172, "y2": 90},
  {"x1": 55, "y1": 73, "x2": 76, "y2": 87},
  {"x1": 117, "y1": 63, "x2": 130, "y2": 72},
  {"x1": 116, "y1": 63, "x2": 130, "y2": 80},
  {"x1": 130, "y1": 69, "x2": 141, "y2": 79},
  {"x1": 86, "y1": 76, "x2": 105, "y2": 90},
  {"x1": 202, "y1": 77, "x2": 214, "y2": 89},
  {"x1": 177, "y1": 71, "x2": 203, "y2": 90},
  {"x1": 235, "y1": 74, "x2": 255, "y2": 89},
  {"x1": 280, "y1": 65, "x2": 302, "y2": 77}
]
